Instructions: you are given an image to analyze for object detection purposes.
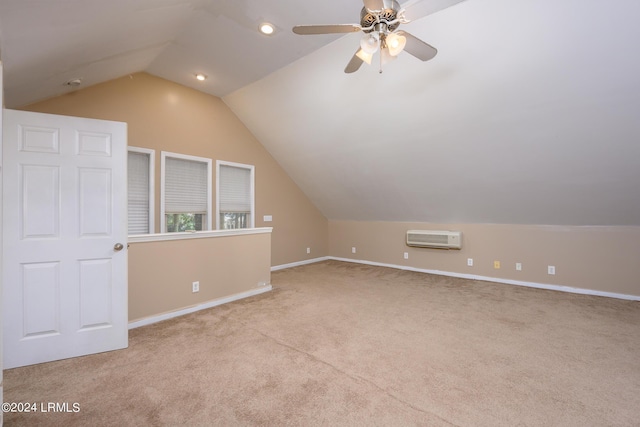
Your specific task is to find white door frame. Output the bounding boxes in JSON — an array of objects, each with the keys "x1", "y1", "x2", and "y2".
[{"x1": 1, "y1": 59, "x2": 5, "y2": 423}]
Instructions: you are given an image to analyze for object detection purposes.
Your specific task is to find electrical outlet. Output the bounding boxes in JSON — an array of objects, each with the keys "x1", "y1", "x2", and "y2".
[
  {"x1": 467, "y1": 258, "x2": 473, "y2": 267},
  {"x1": 494, "y1": 261, "x2": 501, "y2": 269},
  {"x1": 306, "y1": 247, "x2": 311, "y2": 254},
  {"x1": 403, "y1": 252, "x2": 409, "y2": 260},
  {"x1": 548, "y1": 265, "x2": 556, "y2": 275},
  {"x1": 192, "y1": 281, "x2": 200, "y2": 293},
  {"x1": 352, "y1": 247, "x2": 356, "y2": 254},
  {"x1": 516, "y1": 262, "x2": 522, "y2": 271}
]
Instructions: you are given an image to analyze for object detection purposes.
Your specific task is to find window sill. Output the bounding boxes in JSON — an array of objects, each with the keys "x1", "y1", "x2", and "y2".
[{"x1": 128, "y1": 227, "x2": 273, "y2": 243}]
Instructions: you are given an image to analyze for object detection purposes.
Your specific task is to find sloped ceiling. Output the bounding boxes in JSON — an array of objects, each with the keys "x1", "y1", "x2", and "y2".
[
  {"x1": 1, "y1": 0, "x2": 639, "y2": 226},
  {"x1": 0, "y1": 0, "x2": 360, "y2": 106},
  {"x1": 224, "y1": 0, "x2": 640, "y2": 225}
]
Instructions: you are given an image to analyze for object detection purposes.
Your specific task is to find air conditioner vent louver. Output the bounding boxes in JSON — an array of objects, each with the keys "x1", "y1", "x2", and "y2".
[
  {"x1": 411, "y1": 234, "x2": 450, "y2": 245},
  {"x1": 406, "y1": 230, "x2": 462, "y2": 250}
]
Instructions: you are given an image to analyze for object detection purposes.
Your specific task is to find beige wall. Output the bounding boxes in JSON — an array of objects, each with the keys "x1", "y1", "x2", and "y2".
[
  {"x1": 19, "y1": 72, "x2": 638, "y2": 308},
  {"x1": 329, "y1": 221, "x2": 640, "y2": 297},
  {"x1": 128, "y1": 232, "x2": 271, "y2": 322},
  {"x1": 21, "y1": 72, "x2": 328, "y2": 266}
]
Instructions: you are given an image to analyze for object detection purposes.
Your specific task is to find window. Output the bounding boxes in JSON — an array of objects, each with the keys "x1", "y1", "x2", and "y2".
[
  {"x1": 127, "y1": 147, "x2": 155, "y2": 235},
  {"x1": 161, "y1": 152, "x2": 212, "y2": 233},
  {"x1": 217, "y1": 161, "x2": 255, "y2": 230}
]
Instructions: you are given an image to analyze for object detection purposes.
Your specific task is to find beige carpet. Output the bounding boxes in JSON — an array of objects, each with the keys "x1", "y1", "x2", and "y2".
[{"x1": 4, "y1": 260, "x2": 640, "y2": 426}]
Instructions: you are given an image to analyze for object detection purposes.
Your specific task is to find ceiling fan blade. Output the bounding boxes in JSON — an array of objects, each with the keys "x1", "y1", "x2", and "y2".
[
  {"x1": 402, "y1": 0, "x2": 466, "y2": 22},
  {"x1": 397, "y1": 31, "x2": 437, "y2": 61},
  {"x1": 293, "y1": 24, "x2": 361, "y2": 35},
  {"x1": 344, "y1": 50, "x2": 365, "y2": 73}
]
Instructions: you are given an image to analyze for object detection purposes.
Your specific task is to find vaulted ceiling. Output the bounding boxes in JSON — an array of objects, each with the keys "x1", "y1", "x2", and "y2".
[{"x1": 1, "y1": 0, "x2": 639, "y2": 226}]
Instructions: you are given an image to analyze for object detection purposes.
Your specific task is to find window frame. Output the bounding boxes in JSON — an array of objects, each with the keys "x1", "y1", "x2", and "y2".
[
  {"x1": 127, "y1": 146, "x2": 155, "y2": 235},
  {"x1": 216, "y1": 160, "x2": 255, "y2": 230},
  {"x1": 160, "y1": 151, "x2": 212, "y2": 233}
]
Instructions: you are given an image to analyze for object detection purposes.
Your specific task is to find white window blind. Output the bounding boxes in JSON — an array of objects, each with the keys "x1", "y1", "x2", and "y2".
[
  {"x1": 128, "y1": 151, "x2": 150, "y2": 235},
  {"x1": 165, "y1": 157, "x2": 208, "y2": 214},
  {"x1": 219, "y1": 164, "x2": 251, "y2": 213}
]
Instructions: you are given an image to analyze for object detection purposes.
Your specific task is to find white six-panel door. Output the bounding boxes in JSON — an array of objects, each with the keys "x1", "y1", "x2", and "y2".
[{"x1": 2, "y1": 109, "x2": 128, "y2": 369}]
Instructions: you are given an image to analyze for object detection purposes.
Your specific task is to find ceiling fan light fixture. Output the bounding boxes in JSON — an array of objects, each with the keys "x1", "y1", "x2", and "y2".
[
  {"x1": 360, "y1": 33, "x2": 379, "y2": 54},
  {"x1": 386, "y1": 32, "x2": 406, "y2": 56},
  {"x1": 381, "y1": 47, "x2": 398, "y2": 66},
  {"x1": 355, "y1": 48, "x2": 373, "y2": 65}
]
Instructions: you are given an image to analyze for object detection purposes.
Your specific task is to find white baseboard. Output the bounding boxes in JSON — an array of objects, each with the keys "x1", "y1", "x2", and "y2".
[
  {"x1": 128, "y1": 285, "x2": 272, "y2": 329},
  {"x1": 271, "y1": 256, "x2": 331, "y2": 271},
  {"x1": 328, "y1": 257, "x2": 640, "y2": 301},
  {"x1": 130, "y1": 256, "x2": 638, "y2": 329}
]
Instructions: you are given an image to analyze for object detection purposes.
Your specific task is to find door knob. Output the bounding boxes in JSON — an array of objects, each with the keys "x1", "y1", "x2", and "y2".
[{"x1": 114, "y1": 243, "x2": 124, "y2": 251}]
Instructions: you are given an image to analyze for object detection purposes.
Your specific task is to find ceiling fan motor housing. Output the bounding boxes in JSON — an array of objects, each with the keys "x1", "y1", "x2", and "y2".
[{"x1": 360, "y1": 0, "x2": 402, "y2": 33}]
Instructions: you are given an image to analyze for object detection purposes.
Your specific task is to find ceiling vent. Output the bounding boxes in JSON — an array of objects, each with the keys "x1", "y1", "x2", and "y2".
[{"x1": 406, "y1": 230, "x2": 462, "y2": 250}]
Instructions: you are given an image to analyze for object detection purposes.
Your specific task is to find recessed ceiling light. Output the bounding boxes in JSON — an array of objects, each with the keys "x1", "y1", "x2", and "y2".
[
  {"x1": 259, "y1": 23, "x2": 275, "y2": 35},
  {"x1": 195, "y1": 73, "x2": 207, "y2": 81}
]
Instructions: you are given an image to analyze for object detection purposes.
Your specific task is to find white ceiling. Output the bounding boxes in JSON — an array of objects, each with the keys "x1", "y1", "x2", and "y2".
[
  {"x1": 0, "y1": 0, "x2": 365, "y2": 106},
  {"x1": 2, "y1": 0, "x2": 640, "y2": 226}
]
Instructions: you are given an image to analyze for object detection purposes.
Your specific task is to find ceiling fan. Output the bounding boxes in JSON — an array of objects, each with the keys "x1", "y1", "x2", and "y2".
[{"x1": 293, "y1": 0, "x2": 446, "y2": 73}]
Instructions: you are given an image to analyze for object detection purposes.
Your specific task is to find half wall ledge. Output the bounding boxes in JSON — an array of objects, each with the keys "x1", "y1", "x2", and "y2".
[
  {"x1": 128, "y1": 227, "x2": 273, "y2": 243},
  {"x1": 127, "y1": 227, "x2": 272, "y2": 324}
]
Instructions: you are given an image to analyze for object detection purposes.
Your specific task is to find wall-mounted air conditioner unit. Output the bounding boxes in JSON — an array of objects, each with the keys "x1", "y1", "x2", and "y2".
[{"x1": 406, "y1": 230, "x2": 462, "y2": 250}]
